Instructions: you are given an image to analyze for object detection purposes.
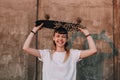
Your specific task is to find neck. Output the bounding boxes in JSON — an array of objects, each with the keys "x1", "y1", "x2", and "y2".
[{"x1": 55, "y1": 46, "x2": 65, "y2": 52}]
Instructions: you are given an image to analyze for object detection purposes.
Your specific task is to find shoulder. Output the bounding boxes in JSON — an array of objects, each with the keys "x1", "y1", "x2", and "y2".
[
  {"x1": 38, "y1": 49, "x2": 51, "y2": 54},
  {"x1": 69, "y1": 49, "x2": 82, "y2": 62},
  {"x1": 38, "y1": 49, "x2": 51, "y2": 62},
  {"x1": 70, "y1": 49, "x2": 82, "y2": 53}
]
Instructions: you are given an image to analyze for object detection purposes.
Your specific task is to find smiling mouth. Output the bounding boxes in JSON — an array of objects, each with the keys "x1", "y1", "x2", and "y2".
[
  {"x1": 57, "y1": 41, "x2": 63, "y2": 44},
  {"x1": 56, "y1": 41, "x2": 64, "y2": 44}
]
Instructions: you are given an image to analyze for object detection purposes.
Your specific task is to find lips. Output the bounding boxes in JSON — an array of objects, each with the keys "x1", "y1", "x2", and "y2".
[
  {"x1": 56, "y1": 40, "x2": 64, "y2": 44},
  {"x1": 55, "y1": 39, "x2": 66, "y2": 47}
]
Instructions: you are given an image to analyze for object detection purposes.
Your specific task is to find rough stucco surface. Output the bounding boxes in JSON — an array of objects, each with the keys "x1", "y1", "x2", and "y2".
[
  {"x1": 0, "y1": 0, "x2": 36, "y2": 80},
  {"x1": 115, "y1": 0, "x2": 120, "y2": 79},
  {"x1": 0, "y1": 0, "x2": 120, "y2": 80}
]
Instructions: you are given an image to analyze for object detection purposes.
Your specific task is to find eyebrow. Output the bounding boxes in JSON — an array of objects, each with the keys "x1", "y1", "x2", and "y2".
[{"x1": 55, "y1": 33, "x2": 66, "y2": 35}]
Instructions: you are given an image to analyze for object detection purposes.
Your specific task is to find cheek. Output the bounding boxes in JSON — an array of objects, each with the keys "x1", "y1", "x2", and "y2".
[{"x1": 63, "y1": 38, "x2": 67, "y2": 43}]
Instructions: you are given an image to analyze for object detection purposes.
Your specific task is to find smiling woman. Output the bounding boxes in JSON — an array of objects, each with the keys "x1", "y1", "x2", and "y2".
[
  {"x1": 53, "y1": 27, "x2": 68, "y2": 50},
  {"x1": 22, "y1": 23, "x2": 97, "y2": 80}
]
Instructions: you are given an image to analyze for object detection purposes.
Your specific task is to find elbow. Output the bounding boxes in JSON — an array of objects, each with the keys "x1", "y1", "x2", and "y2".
[
  {"x1": 22, "y1": 46, "x2": 28, "y2": 52},
  {"x1": 22, "y1": 47, "x2": 26, "y2": 51},
  {"x1": 22, "y1": 47, "x2": 26, "y2": 52},
  {"x1": 92, "y1": 48, "x2": 97, "y2": 54},
  {"x1": 90, "y1": 48, "x2": 97, "y2": 55},
  {"x1": 22, "y1": 46, "x2": 26, "y2": 50}
]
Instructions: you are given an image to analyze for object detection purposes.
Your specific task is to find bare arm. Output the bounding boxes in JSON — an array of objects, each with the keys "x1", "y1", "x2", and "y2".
[
  {"x1": 78, "y1": 28, "x2": 97, "y2": 59},
  {"x1": 22, "y1": 23, "x2": 43, "y2": 57}
]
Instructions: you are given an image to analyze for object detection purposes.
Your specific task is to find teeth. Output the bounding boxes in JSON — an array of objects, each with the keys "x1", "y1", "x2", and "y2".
[
  {"x1": 58, "y1": 42, "x2": 63, "y2": 44},
  {"x1": 57, "y1": 41, "x2": 63, "y2": 44}
]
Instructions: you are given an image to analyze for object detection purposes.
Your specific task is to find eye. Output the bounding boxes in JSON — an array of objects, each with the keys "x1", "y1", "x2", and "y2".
[
  {"x1": 56, "y1": 35, "x2": 60, "y2": 38},
  {"x1": 62, "y1": 35, "x2": 66, "y2": 38}
]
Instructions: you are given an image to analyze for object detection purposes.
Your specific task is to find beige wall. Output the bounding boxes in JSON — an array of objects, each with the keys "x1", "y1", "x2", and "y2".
[
  {"x1": 114, "y1": 0, "x2": 120, "y2": 80},
  {"x1": 0, "y1": 0, "x2": 36, "y2": 80},
  {"x1": 0, "y1": 0, "x2": 120, "y2": 80}
]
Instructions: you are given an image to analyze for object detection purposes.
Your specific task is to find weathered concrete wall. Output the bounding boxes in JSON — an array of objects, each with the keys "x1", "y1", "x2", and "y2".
[
  {"x1": 113, "y1": 0, "x2": 120, "y2": 80},
  {"x1": 0, "y1": 0, "x2": 36, "y2": 80},
  {"x1": 38, "y1": 0, "x2": 116, "y2": 80},
  {"x1": 0, "y1": 0, "x2": 120, "y2": 80}
]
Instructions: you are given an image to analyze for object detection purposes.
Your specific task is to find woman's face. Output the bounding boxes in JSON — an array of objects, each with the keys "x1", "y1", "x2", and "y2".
[{"x1": 53, "y1": 32, "x2": 67, "y2": 47}]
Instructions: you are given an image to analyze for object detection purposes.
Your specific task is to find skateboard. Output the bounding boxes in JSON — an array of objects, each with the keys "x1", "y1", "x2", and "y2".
[{"x1": 35, "y1": 20, "x2": 86, "y2": 32}]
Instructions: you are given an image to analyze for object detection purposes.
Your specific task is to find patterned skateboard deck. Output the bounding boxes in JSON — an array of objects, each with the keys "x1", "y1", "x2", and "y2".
[{"x1": 35, "y1": 20, "x2": 86, "y2": 31}]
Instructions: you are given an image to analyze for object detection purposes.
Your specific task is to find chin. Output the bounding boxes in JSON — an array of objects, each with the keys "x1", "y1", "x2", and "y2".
[{"x1": 56, "y1": 44, "x2": 65, "y2": 47}]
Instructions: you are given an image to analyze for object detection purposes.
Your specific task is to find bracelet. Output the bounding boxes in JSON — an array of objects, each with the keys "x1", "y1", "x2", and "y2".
[
  {"x1": 85, "y1": 34, "x2": 91, "y2": 38},
  {"x1": 31, "y1": 30, "x2": 36, "y2": 34}
]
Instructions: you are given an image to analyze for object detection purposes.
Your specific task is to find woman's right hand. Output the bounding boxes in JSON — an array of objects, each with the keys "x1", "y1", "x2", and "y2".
[{"x1": 32, "y1": 23, "x2": 44, "y2": 32}]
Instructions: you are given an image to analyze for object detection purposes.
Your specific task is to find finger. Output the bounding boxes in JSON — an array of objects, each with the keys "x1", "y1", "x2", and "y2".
[
  {"x1": 35, "y1": 23, "x2": 44, "y2": 27},
  {"x1": 40, "y1": 23, "x2": 44, "y2": 27},
  {"x1": 38, "y1": 23, "x2": 44, "y2": 30},
  {"x1": 37, "y1": 23, "x2": 44, "y2": 28},
  {"x1": 78, "y1": 27, "x2": 83, "y2": 32}
]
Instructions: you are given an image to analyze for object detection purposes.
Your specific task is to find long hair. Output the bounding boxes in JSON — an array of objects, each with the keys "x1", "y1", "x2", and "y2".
[{"x1": 51, "y1": 27, "x2": 69, "y2": 62}]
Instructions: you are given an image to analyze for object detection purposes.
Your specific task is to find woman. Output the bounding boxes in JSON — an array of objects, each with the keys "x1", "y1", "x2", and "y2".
[{"x1": 23, "y1": 23, "x2": 97, "y2": 80}]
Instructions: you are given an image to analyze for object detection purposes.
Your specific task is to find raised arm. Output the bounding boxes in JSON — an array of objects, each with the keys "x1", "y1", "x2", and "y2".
[
  {"x1": 22, "y1": 23, "x2": 43, "y2": 57},
  {"x1": 78, "y1": 28, "x2": 97, "y2": 59}
]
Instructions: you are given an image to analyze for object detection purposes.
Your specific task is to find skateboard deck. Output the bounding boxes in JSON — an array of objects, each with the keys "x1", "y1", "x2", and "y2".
[{"x1": 35, "y1": 20, "x2": 86, "y2": 31}]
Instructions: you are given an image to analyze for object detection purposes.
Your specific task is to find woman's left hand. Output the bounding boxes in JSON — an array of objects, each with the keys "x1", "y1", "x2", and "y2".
[{"x1": 78, "y1": 27, "x2": 90, "y2": 36}]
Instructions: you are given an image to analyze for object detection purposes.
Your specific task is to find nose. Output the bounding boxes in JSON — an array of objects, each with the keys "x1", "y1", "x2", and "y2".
[{"x1": 59, "y1": 36, "x2": 63, "y2": 40}]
